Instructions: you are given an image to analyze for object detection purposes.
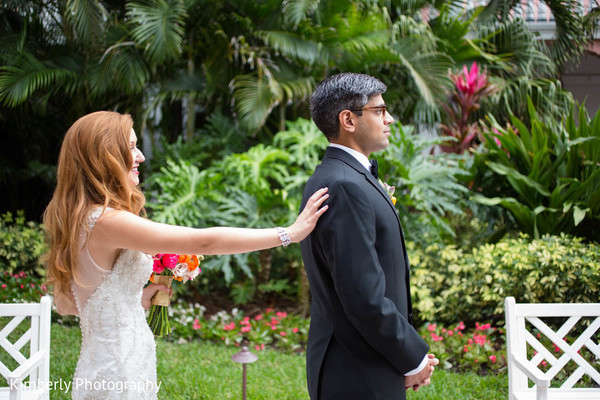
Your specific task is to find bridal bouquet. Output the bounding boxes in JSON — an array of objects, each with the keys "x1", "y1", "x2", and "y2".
[{"x1": 147, "y1": 253, "x2": 203, "y2": 336}]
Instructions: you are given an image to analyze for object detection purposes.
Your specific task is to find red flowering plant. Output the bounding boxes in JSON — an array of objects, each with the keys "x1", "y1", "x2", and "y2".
[
  {"x1": 439, "y1": 62, "x2": 496, "y2": 154},
  {"x1": 169, "y1": 305, "x2": 309, "y2": 353},
  {"x1": 420, "y1": 321, "x2": 507, "y2": 374},
  {"x1": 147, "y1": 253, "x2": 203, "y2": 336},
  {"x1": 0, "y1": 271, "x2": 47, "y2": 303}
]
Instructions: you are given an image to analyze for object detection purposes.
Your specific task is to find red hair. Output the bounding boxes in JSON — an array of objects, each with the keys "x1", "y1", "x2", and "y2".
[{"x1": 43, "y1": 111, "x2": 145, "y2": 311}]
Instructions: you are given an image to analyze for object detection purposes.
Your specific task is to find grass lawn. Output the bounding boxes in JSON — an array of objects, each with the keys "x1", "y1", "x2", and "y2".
[{"x1": 47, "y1": 323, "x2": 507, "y2": 399}]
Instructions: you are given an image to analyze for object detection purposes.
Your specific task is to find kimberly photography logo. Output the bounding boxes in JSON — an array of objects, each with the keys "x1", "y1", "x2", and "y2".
[{"x1": 9, "y1": 378, "x2": 162, "y2": 394}]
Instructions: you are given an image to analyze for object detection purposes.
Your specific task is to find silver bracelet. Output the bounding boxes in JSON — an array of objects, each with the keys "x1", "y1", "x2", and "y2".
[{"x1": 276, "y1": 227, "x2": 291, "y2": 247}]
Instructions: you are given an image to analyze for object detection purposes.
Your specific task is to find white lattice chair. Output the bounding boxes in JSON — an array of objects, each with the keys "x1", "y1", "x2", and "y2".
[
  {"x1": 505, "y1": 296, "x2": 600, "y2": 400},
  {"x1": 0, "y1": 296, "x2": 51, "y2": 400}
]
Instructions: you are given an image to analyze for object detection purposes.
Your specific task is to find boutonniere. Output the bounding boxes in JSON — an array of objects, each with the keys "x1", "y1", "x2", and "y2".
[{"x1": 378, "y1": 179, "x2": 397, "y2": 205}]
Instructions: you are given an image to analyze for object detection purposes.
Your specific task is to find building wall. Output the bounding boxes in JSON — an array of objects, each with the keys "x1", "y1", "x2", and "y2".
[{"x1": 561, "y1": 49, "x2": 600, "y2": 116}]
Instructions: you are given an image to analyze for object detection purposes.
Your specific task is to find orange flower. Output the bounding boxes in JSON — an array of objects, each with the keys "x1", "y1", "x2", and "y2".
[
  {"x1": 187, "y1": 255, "x2": 200, "y2": 270},
  {"x1": 149, "y1": 273, "x2": 155, "y2": 283}
]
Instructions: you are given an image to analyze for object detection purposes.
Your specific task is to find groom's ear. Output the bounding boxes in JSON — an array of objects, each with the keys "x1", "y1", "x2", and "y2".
[{"x1": 338, "y1": 109, "x2": 357, "y2": 133}]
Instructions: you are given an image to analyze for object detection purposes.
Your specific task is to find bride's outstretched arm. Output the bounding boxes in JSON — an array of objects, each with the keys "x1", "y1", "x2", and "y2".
[{"x1": 91, "y1": 188, "x2": 329, "y2": 256}]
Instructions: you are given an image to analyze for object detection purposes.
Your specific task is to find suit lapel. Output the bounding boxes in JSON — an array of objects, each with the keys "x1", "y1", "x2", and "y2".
[{"x1": 324, "y1": 147, "x2": 400, "y2": 223}]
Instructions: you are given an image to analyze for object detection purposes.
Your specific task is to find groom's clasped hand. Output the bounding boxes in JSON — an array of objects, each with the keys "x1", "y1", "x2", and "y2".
[{"x1": 405, "y1": 354, "x2": 440, "y2": 391}]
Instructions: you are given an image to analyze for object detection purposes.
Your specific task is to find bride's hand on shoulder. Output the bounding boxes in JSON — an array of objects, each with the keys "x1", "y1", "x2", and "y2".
[{"x1": 288, "y1": 187, "x2": 329, "y2": 243}]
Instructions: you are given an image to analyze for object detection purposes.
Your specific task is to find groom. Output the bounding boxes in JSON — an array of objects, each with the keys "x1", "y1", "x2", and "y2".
[{"x1": 300, "y1": 73, "x2": 438, "y2": 400}]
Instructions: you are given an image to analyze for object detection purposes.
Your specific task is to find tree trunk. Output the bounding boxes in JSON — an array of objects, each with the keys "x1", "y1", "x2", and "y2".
[
  {"x1": 297, "y1": 261, "x2": 311, "y2": 318},
  {"x1": 258, "y1": 249, "x2": 272, "y2": 286},
  {"x1": 185, "y1": 32, "x2": 196, "y2": 142}
]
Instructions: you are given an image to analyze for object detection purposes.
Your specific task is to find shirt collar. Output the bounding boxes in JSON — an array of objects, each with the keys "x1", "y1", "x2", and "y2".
[{"x1": 328, "y1": 143, "x2": 371, "y2": 172}]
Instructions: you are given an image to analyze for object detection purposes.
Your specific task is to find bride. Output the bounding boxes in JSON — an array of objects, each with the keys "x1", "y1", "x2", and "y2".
[{"x1": 43, "y1": 111, "x2": 329, "y2": 399}]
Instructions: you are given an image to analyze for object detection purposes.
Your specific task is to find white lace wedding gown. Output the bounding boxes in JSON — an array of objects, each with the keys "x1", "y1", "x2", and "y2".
[{"x1": 71, "y1": 208, "x2": 158, "y2": 399}]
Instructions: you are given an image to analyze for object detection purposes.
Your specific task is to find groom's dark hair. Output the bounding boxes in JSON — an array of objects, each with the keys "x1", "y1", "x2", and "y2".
[{"x1": 310, "y1": 73, "x2": 387, "y2": 140}]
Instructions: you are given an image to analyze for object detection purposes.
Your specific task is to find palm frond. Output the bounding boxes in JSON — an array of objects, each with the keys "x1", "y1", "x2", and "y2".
[
  {"x1": 257, "y1": 30, "x2": 322, "y2": 65},
  {"x1": 488, "y1": 75, "x2": 573, "y2": 123},
  {"x1": 390, "y1": 40, "x2": 453, "y2": 107},
  {"x1": 231, "y1": 72, "x2": 281, "y2": 131},
  {"x1": 0, "y1": 52, "x2": 77, "y2": 107},
  {"x1": 276, "y1": 74, "x2": 315, "y2": 104},
  {"x1": 65, "y1": 0, "x2": 108, "y2": 48},
  {"x1": 127, "y1": 0, "x2": 188, "y2": 63},
  {"x1": 282, "y1": 0, "x2": 321, "y2": 26},
  {"x1": 544, "y1": 0, "x2": 589, "y2": 71},
  {"x1": 476, "y1": 19, "x2": 556, "y2": 78},
  {"x1": 582, "y1": 7, "x2": 600, "y2": 41},
  {"x1": 89, "y1": 27, "x2": 150, "y2": 97},
  {"x1": 477, "y1": 0, "x2": 521, "y2": 21},
  {"x1": 392, "y1": 14, "x2": 437, "y2": 50}
]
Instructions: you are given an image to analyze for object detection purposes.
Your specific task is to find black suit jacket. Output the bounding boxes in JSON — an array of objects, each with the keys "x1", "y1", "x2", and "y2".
[{"x1": 300, "y1": 147, "x2": 429, "y2": 400}]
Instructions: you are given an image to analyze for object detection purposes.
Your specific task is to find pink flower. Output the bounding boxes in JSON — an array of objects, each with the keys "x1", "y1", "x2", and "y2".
[
  {"x1": 478, "y1": 323, "x2": 491, "y2": 330},
  {"x1": 271, "y1": 325, "x2": 277, "y2": 331},
  {"x1": 447, "y1": 330, "x2": 454, "y2": 336},
  {"x1": 1, "y1": 284, "x2": 6, "y2": 289},
  {"x1": 427, "y1": 323, "x2": 437, "y2": 332},
  {"x1": 280, "y1": 331, "x2": 286, "y2": 336},
  {"x1": 292, "y1": 327, "x2": 299, "y2": 334},
  {"x1": 489, "y1": 355, "x2": 497, "y2": 363},
  {"x1": 254, "y1": 314, "x2": 263, "y2": 321},
  {"x1": 30, "y1": 283, "x2": 35, "y2": 288},
  {"x1": 20, "y1": 284, "x2": 24, "y2": 289},
  {"x1": 473, "y1": 334, "x2": 487, "y2": 346},
  {"x1": 276, "y1": 311, "x2": 287, "y2": 319},
  {"x1": 456, "y1": 322, "x2": 465, "y2": 331},
  {"x1": 223, "y1": 322, "x2": 236, "y2": 331},
  {"x1": 254, "y1": 344, "x2": 265, "y2": 351},
  {"x1": 41, "y1": 285, "x2": 47, "y2": 291},
  {"x1": 455, "y1": 62, "x2": 488, "y2": 95},
  {"x1": 152, "y1": 259, "x2": 165, "y2": 274},
  {"x1": 161, "y1": 254, "x2": 179, "y2": 269},
  {"x1": 463, "y1": 345, "x2": 469, "y2": 353},
  {"x1": 241, "y1": 326, "x2": 251, "y2": 333},
  {"x1": 430, "y1": 333, "x2": 444, "y2": 342},
  {"x1": 193, "y1": 319, "x2": 201, "y2": 330}
]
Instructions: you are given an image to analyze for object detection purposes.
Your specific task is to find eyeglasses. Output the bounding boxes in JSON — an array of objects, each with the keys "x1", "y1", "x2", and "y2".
[{"x1": 348, "y1": 105, "x2": 388, "y2": 118}]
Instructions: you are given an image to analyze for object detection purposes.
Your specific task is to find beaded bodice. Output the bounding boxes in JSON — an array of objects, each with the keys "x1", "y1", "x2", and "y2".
[{"x1": 71, "y1": 209, "x2": 158, "y2": 399}]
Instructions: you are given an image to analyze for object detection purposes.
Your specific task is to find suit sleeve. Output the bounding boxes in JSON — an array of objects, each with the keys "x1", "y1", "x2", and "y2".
[{"x1": 316, "y1": 179, "x2": 429, "y2": 374}]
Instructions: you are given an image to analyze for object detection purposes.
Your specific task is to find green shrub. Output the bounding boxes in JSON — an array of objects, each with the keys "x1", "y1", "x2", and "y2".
[
  {"x1": 410, "y1": 234, "x2": 600, "y2": 326},
  {"x1": 0, "y1": 211, "x2": 47, "y2": 277}
]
